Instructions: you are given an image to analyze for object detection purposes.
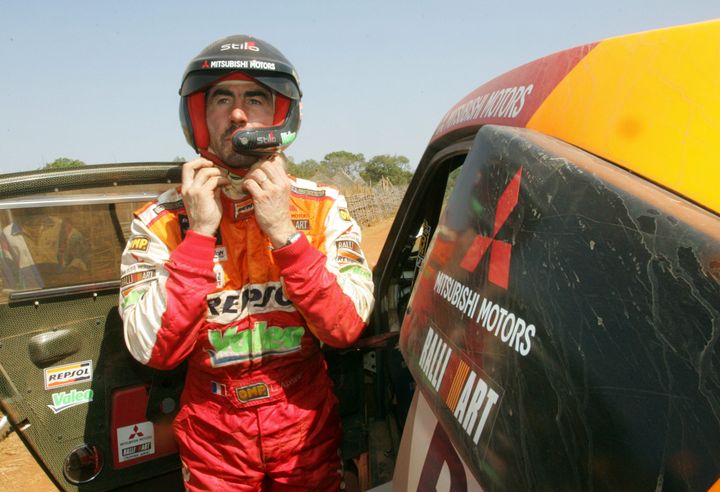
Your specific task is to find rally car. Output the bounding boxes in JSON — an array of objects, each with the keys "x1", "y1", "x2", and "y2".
[{"x1": 1, "y1": 18, "x2": 719, "y2": 492}]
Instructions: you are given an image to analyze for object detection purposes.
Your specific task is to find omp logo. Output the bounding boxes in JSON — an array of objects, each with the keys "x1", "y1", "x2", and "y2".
[
  {"x1": 128, "y1": 236, "x2": 149, "y2": 252},
  {"x1": 235, "y1": 383, "x2": 270, "y2": 403},
  {"x1": 338, "y1": 208, "x2": 352, "y2": 221},
  {"x1": 459, "y1": 168, "x2": 522, "y2": 289}
]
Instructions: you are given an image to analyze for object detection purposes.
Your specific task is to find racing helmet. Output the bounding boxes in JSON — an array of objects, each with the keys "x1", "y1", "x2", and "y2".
[{"x1": 179, "y1": 35, "x2": 302, "y2": 158}]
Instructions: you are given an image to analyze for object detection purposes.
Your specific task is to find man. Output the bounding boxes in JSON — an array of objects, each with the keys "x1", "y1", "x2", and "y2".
[{"x1": 119, "y1": 35, "x2": 374, "y2": 491}]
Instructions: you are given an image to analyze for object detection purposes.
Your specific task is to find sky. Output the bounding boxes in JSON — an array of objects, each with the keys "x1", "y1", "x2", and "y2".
[{"x1": 1, "y1": 0, "x2": 718, "y2": 175}]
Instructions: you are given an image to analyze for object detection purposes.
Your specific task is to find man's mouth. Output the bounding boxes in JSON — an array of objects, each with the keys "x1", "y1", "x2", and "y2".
[{"x1": 223, "y1": 125, "x2": 240, "y2": 140}]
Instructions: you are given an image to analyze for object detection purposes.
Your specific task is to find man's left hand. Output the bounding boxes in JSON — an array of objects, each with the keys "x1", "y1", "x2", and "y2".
[{"x1": 243, "y1": 154, "x2": 297, "y2": 248}]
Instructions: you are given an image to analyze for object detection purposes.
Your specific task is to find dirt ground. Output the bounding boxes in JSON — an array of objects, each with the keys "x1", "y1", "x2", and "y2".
[{"x1": 0, "y1": 217, "x2": 395, "y2": 491}]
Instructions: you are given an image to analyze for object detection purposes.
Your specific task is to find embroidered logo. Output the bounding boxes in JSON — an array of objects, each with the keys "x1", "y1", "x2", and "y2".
[{"x1": 235, "y1": 383, "x2": 270, "y2": 403}]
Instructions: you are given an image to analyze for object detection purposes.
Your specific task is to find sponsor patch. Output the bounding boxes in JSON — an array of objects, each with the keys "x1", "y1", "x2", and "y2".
[
  {"x1": 417, "y1": 326, "x2": 502, "y2": 448},
  {"x1": 234, "y1": 201, "x2": 254, "y2": 220},
  {"x1": 336, "y1": 253, "x2": 364, "y2": 265},
  {"x1": 153, "y1": 199, "x2": 184, "y2": 214},
  {"x1": 120, "y1": 288, "x2": 147, "y2": 309},
  {"x1": 207, "y1": 322, "x2": 305, "y2": 367},
  {"x1": 206, "y1": 282, "x2": 295, "y2": 324},
  {"x1": 291, "y1": 185, "x2": 326, "y2": 198},
  {"x1": 214, "y1": 263, "x2": 226, "y2": 288},
  {"x1": 117, "y1": 421, "x2": 155, "y2": 463},
  {"x1": 235, "y1": 382, "x2": 270, "y2": 403},
  {"x1": 339, "y1": 208, "x2": 352, "y2": 221},
  {"x1": 293, "y1": 219, "x2": 310, "y2": 230},
  {"x1": 120, "y1": 269, "x2": 156, "y2": 289},
  {"x1": 337, "y1": 239, "x2": 361, "y2": 253},
  {"x1": 211, "y1": 381, "x2": 227, "y2": 396},
  {"x1": 338, "y1": 249, "x2": 364, "y2": 262},
  {"x1": 280, "y1": 131, "x2": 296, "y2": 145},
  {"x1": 44, "y1": 360, "x2": 93, "y2": 390},
  {"x1": 214, "y1": 246, "x2": 228, "y2": 262},
  {"x1": 339, "y1": 264, "x2": 372, "y2": 279},
  {"x1": 48, "y1": 389, "x2": 93, "y2": 414},
  {"x1": 128, "y1": 236, "x2": 150, "y2": 252}
]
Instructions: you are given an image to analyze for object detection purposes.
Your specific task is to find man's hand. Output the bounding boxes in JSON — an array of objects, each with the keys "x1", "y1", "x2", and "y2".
[
  {"x1": 243, "y1": 154, "x2": 297, "y2": 248},
  {"x1": 181, "y1": 159, "x2": 231, "y2": 237}
]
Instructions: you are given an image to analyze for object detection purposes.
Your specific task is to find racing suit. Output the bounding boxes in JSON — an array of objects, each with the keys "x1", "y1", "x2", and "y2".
[{"x1": 119, "y1": 175, "x2": 374, "y2": 491}]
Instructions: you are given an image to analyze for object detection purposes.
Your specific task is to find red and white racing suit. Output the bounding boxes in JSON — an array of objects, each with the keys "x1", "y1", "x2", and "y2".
[{"x1": 119, "y1": 175, "x2": 374, "y2": 491}]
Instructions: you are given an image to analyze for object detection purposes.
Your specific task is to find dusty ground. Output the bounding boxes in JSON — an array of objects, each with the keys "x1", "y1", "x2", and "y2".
[{"x1": 0, "y1": 217, "x2": 395, "y2": 491}]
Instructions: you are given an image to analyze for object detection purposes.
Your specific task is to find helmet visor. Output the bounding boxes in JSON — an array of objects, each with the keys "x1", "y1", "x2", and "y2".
[{"x1": 180, "y1": 70, "x2": 300, "y2": 100}]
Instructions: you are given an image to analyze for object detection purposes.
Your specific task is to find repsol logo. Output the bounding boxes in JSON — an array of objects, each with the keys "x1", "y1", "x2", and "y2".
[
  {"x1": 44, "y1": 360, "x2": 93, "y2": 390},
  {"x1": 206, "y1": 282, "x2": 295, "y2": 324}
]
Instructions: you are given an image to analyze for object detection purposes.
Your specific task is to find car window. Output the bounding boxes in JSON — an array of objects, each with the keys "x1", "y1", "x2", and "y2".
[
  {"x1": 381, "y1": 155, "x2": 465, "y2": 335},
  {"x1": 0, "y1": 185, "x2": 166, "y2": 305}
]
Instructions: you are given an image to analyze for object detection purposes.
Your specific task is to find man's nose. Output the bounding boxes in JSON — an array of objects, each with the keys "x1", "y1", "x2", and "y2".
[{"x1": 230, "y1": 107, "x2": 248, "y2": 126}]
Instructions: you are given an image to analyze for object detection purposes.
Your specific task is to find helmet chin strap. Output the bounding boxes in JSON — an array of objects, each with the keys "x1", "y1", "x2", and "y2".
[{"x1": 198, "y1": 148, "x2": 257, "y2": 176}]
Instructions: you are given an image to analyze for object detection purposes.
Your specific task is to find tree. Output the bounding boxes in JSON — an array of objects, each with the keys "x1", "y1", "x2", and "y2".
[
  {"x1": 287, "y1": 156, "x2": 320, "y2": 179},
  {"x1": 172, "y1": 156, "x2": 187, "y2": 163},
  {"x1": 44, "y1": 157, "x2": 86, "y2": 169},
  {"x1": 360, "y1": 154, "x2": 413, "y2": 185},
  {"x1": 320, "y1": 151, "x2": 365, "y2": 178}
]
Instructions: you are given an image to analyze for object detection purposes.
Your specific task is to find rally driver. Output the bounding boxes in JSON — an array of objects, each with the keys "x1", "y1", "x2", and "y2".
[{"x1": 119, "y1": 35, "x2": 374, "y2": 491}]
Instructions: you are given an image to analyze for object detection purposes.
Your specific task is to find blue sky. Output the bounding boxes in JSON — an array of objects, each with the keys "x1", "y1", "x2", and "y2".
[{"x1": 1, "y1": 0, "x2": 718, "y2": 174}]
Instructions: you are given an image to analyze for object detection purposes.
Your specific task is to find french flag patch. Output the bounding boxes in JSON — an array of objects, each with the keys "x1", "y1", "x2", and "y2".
[{"x1": 211, "y1": 381, "x2": 226, "y2": 396}]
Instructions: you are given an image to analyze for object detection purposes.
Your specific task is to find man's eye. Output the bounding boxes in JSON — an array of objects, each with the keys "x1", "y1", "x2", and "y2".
[{"x1": 248, "y1": 98, "x2": 265, "y2": 106}]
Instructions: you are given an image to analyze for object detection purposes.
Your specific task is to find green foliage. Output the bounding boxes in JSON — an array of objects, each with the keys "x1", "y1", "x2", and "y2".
[
  {"x1": 44, "y1": 157, "x2": 86, "y2": 169},
  {"x1": 172, "y1": 156, "x2": 186, "y2": 163},
  {"x1": 287, "y1": 156, "x2": 320, "y2": 179},
  {"x1": 360, "y1": 154, "x2": 413, "y2": 185},
  {"x1": 321, "y1": 151, "x2": 365, "y2": 178},
  {"x1": 289, "y1": 151, "x2": 414, "y2": 185}
]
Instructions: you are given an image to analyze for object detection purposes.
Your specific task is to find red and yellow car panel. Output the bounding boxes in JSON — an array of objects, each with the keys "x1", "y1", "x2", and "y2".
[{"x1": 433, "y1": 19, "x2": 720, "y2": 215}]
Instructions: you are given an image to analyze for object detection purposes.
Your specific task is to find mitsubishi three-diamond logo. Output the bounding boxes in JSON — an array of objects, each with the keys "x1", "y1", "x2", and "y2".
[
  {"x1": 128, "y1": 425, "x2": 144, "y2": 439},
  {"x1": 459, "y1": 167, "x2": 523, "y2": 289}
]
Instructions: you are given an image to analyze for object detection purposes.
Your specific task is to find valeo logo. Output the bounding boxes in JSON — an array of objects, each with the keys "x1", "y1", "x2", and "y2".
[
  {"x1": 280, "y1": 131, "x2": 296, "y2": 145},
  {"x1": 207, "y1": 321, "x2": 304, "y2": 368},
  {"x1": 48, "y1": 389, "x2": 94, "y2": 414}
]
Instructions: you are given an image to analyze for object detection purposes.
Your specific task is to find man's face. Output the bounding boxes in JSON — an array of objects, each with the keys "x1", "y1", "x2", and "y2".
[{"x1": 205, "y1": 80, "x2": 275, "y2": 168}]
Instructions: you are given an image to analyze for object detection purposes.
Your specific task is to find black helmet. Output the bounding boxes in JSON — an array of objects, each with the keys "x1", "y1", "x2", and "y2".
[{"x1": 179, "y1": 35, "x2": 302, "y2": 158}]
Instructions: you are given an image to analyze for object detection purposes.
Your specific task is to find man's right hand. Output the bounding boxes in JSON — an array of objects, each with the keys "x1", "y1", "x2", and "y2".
[{"x1": 181, "y1": 159, "x2": 230, "y2": 237}]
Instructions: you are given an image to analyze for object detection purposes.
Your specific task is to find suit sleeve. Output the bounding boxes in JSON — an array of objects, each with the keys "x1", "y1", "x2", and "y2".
[
  {"x1": 119, "y1": 219, "x2": 216, "y2": 370},
  {"x1": 272, "y1": 195, "x2": 375, "y2": 348}
]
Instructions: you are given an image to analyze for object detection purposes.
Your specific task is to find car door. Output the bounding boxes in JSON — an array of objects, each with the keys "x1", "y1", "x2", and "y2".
[
  {"x1": 0, "y1": 163, "x2": 186, "y2": 491},
  {"x1": 370, "y1": 124, "x2": 720, "y2": 491}
]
